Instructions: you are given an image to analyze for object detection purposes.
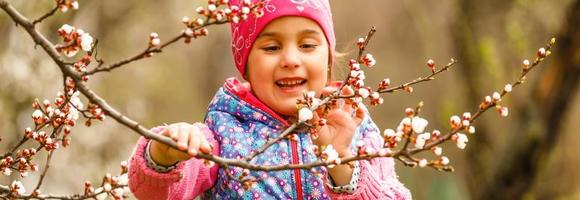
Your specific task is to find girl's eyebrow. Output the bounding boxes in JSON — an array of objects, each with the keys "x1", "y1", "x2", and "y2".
[{"x1": 257, "y1": 29, "x2": 321, "y2": 39}]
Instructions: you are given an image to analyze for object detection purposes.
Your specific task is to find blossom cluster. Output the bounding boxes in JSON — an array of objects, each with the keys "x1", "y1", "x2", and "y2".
[
  {"x1": 9, "y1": 180, "x2": 26, "y2": 197},
  {"x1": 55, "y1": 24, "x2": 94, "y2": 57},
  {"x1": 181, "y1": 0, "x2": 265, "y2": 43},
  {"x1": 320, "y1": 145, "x2": 340, "y2": 168},
  {"x1": 27, "y1": 90, "x2": 84, "y2": 151},
  {"x1": 84, "y1": 161, "x2": 130, "y2": 200},
  {"x1": 0, "y1": 148, "x2": 39, "y2": 178},
  {"x1": 56, "y1": 0, "x2": 79, "y2": 13}
]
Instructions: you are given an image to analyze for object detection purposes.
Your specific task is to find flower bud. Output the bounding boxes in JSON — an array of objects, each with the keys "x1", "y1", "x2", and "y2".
[
  {"x1": 468, "y1": 126, "x2": 476, "y2": 134},
  {"x1": 483, "y1": 96, "x2": 492, "y2": 105},
  {"x1": 504, "y1": 84, "x2": 512, "y2": 93},
  {"x1": 492, "y1": 92, "x2": 501, "y2": 102},
  {"x1": 418, "y1": 159, "x2": 428, "y2": 168},
  {"x1": 181, "y1": 16, "x2": 190, "y2": 24},
  {"x1": 497, "y1": 106, "x2": 509, "y2": 117},
  {"x1": 357, "y1": 88, "x2": 370, "y2": 98},
  {"x1": 298, "y1": 107, "x2": 313, "y2": 123},
  {"x1": 440, "y1": 156, "x2": 450, "y2": 165},
  {"x1": 449, "y1": 115, "x2": 461, "y2": 128},
  {"x1": 432, "y1": 146, "x2": 442, "y2": 156},
  {"x1": 537, "y1": 47, "x2": 546, "y2": 57},
  {"x1": 356, "y1": 37, "x2": 365, "y2": 48},
  {"x1": 522, "y1": 59, "x2": 530, "y2": 69},
  {"x1": 462, "y1": 112, "x2": 471, "y2": 120}
]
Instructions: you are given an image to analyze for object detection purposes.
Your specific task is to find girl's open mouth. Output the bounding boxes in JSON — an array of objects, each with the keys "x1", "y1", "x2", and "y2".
[{"x1": 275, "y1": 78, "x2": 307, "y2": 93}]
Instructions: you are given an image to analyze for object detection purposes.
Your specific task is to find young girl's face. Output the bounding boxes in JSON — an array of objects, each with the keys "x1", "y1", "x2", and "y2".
[{"x1": 247, "y1": 17, "x2": 329, "y2": 116}]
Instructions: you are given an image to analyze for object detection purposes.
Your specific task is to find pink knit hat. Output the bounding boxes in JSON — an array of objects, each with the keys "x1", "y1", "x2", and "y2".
[{"x1": 229, "y1": 0, "x2": 335, "y2": 78}]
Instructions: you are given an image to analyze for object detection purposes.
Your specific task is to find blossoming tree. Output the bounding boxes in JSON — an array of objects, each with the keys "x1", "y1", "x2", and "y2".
[{"x1": 0, "y1": 0, "x2": 567, "y2": 199}]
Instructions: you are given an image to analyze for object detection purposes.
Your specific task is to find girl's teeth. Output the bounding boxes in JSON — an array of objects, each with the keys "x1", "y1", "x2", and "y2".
[{"x1": 278, "y1": 80, "x2": 304, "y2": 86}]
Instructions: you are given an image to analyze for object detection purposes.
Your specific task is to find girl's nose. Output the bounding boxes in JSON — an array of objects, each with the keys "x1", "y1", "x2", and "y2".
[{"x1": 281, "y1": 47, "x2": 301, "y2": 69}]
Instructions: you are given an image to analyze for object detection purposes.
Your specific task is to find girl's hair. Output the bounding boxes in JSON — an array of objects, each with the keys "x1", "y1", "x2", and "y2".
[{"x1": 329, "y1": 40, "x2": 358, "y2": 82}]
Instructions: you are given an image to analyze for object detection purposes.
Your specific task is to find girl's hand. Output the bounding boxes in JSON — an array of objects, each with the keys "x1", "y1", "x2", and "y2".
[
  {"x1": 149, "y1": 122, "x2": 212, "y2": 166},
  {"x1": 313, "y1": 86, "x2": 365, "y2": 157}
]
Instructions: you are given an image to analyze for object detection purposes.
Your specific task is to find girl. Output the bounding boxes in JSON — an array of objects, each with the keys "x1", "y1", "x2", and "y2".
[{"x1": 128, "y1": 0, "x2": 411, "y2": 199}]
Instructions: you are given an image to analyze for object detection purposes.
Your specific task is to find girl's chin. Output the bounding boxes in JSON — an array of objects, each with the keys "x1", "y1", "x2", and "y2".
[{"x1": 271, "y1": 103, "x2": 299, "y2": 117}]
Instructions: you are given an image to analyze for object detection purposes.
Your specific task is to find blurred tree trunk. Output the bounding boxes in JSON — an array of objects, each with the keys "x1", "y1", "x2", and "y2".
[
  {"x1": 453, "y1": 0, "x2": 579, "y2": 199},
  {"x1": 452, "y1": 0, "x2": 516, "y2": 198}
]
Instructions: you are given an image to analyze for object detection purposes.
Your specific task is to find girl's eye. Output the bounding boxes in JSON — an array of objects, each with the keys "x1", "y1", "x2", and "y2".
[
  {"x1": 300, "y1": 44, "x2": 317, "y2": 49},
  {"x1": 262, "y1": 46, "x2": 280, "y2": 52}
]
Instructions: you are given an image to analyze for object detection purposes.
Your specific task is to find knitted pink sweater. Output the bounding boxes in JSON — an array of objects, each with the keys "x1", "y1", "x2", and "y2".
[{"x1": 128, "y1": 136, "x2": 412, "y2": 199}]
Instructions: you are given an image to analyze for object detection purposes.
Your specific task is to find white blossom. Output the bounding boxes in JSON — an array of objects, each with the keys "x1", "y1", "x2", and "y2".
[
  {"x1": 32, "y1": 109, "x2": 43, "y2": 119},
  {"x1": 232, "y1": 15, "x2": 240, "y2": 23},
  {"x1": 383, "y1": 129, "x2": 396, "y2": 137},
  {"x1": 414, "y1": 132, "x2": 430, "y2": 149},
  {"x1": 117, "y1": 173, "x2": 128, "y2": 185},
  {"x1": 378, "y1": 148, "x2": 391, "y2": 156},
  {"x1": 196, "y1": 18, "x2": 205, "y2": 26},
  {"x1": 484, "y1": 96, "x2": 492, "y2": 104},
  {"x1": 462, "y1": 112, "x2": 471, "y2": 120},
  {"x1": 523, "y1": 59, "x2": 530, "y2": 67},
  {"x1": 151, "y1": 38, "x2": 160, "y2": 46},
  {"x1": 208, "y1": 4, "x2": 217, "y2": 11},
  {"x1": 60, "y1": 24, "x2": 74, "y2": 34},
  {"x1": 182, "y1": 16, "x2": 190, "y2": 23},
  {"x1": 298, "y1": 107, "x2": 313, "y2": 123},
  {"x1": 11, "y1": 181, "x2": 25, "y2": 195},
  {"x1": 504, "y1": 84, "x2": 513, "y2": 93},
  {"x1": 411, "y1": 117, "x2": 428, "y2": 133},
  {"x1": 419, "y1": 159, "x2": 428, "y2": 167},
  {"x1": 185, "y1": 28, "x2": 194, "y2": 37},
  {"x1": 498, "y1": 106, "x2": 509, "y2": 117},
  {"x1": 2, "y1": 168, "x2": 12, "y2": 176},
  {"x1": 441, "y1": 156, "x2": 450, "y2": 165},
  {"x1": 103, "y1": 183, "x2": 112, "y2": 192},
  {"x1": 455, "y1": 133, "x2": 468, "y2": 149},
  {"x1": 112, "y1": 188, "x2": 124, "y2": 198},
  {"x1": 80, "y1": 32, "x2": 94, "y2": 52},
  {"x1": 449, "y1": 115, "x2": 461, "y2": 127},
  {"x1": 538, "y1": 47, "x2": 546, "y2": 57},
  {"x1": 322, "y1": 145, "x2": 340, "y2": 168},
  {"x1": 71, "y1": 1, "x2": 79, "y2": 10},
  {"x1": 492, "y1": 92, "x2": 501, "y2": 102},
  {"x1": 370, "y1": 92, "x2": 380, "y2": 99},
  {"x1": 64, "y1": 49, "x2": 78, "y2": 57},
  {"x1": 358, "y1": 88, "x2": 370, "y2": 98},
  {"x1": 433, "y1": 146, "x2": 442, "y2": 156},
  {"x1": 241, "y1": 6, "x2": 250, "y2": 14},
  {"x1": 468, "y1": 126, "x2": 476, "y2": 134},
  {"x1": 94, "y1": 188, "x2": 107, "y2": 200},
  {"x1": 351, "y1": 63, "x2": 361, "y2": 71},
  {"x1": 462, "y1": 120, "x2": 470, "y2": 127}
]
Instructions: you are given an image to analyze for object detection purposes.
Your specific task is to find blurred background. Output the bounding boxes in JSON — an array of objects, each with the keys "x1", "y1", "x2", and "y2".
[{"x1": 1, "y1": 0, "x2": 578, "y2": 199}]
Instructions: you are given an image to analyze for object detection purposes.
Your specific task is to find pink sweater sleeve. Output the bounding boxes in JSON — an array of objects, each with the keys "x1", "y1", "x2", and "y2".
[
  {"x1": 128, "y1": 125, "x2": 220, "y2": 200},
  {"x1": 324, "y1": 135, "x2": 412, "y2": 199}
]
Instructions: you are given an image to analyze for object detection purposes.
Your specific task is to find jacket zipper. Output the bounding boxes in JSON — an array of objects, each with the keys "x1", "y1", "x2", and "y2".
[{"x1": 291, "y1": 140, "x2": 304, "y2": 199}]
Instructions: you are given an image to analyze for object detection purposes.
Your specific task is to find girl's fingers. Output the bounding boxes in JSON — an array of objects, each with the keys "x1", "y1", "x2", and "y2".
[
  {"x1": 332, "y1": 99, "x2": 344, "y2": 110},
  {"x1": 353, "y1": 106, "x2": 365, "y2": 125},
  {"x1": 199, "y1": 137, "x2": 212, "y2": 154},
  {"x1": 176, "y1": 125, "x2": 190, "y2": 151},
  {"x1": 321, "y1": 86, "x2": 337, "y2": 96},
  {"x1": 341, "y1": 85, "x2": 355, "y2": 96},
  {"x1": 188, "y1": 129, "x2": 201, "y2": 156},
  {"x1": 159, "y1": 126, "x2": 171, "y2": 137},
  {"x1": 170, "y1": 125, "x2": 180, "y2": 140},
  {"x1": 342, "y1": 98, "x2": 354, "y2": 116}
]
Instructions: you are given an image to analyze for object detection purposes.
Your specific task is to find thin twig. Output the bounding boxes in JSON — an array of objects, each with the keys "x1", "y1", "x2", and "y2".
[{"x1": 32, "y1": 0, "x2": 64, "y2": 25}]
